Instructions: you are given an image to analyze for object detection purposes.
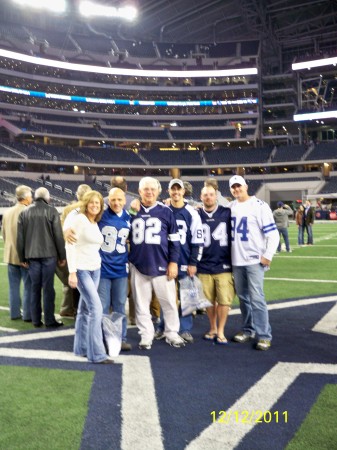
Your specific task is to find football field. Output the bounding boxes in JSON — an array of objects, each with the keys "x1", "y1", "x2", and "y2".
[{"x1": 0, "y1": 221, "x2": 336, "y2": 450}]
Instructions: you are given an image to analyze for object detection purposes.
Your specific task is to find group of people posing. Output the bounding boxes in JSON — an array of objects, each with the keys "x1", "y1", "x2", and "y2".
[{"x1": 2, "y1": 174, "x2": 281, "y2": 364}]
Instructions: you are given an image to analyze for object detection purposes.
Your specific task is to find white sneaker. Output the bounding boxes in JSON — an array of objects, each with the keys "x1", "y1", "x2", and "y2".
[
  {"x1": 165, "y1": 335, "x2": 185, "y2": 348},
  {"x1": 139, "y1": 339, "x2": 152, "y2": 350},
  {"x1": 180, "y1": 332, "x2": 194, "y2": 344}
]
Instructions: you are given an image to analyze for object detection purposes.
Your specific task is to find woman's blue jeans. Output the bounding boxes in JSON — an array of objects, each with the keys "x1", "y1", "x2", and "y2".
[{"x1": 74, "y1": 269, "x2": 107, "y2": 363}]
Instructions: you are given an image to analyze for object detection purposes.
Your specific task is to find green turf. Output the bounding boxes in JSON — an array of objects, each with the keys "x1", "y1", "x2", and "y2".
[
  {"x1": 286, "y1": 384, "x2": 337, "y2": 450},
  {"x1": 0, "y1": 366, "x2": 94, "y2": 450}
]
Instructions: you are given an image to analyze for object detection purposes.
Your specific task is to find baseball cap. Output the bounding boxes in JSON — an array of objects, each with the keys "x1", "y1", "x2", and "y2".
[
  {"x1": 168, "y1": 178, "x2": 184, "y2": 189},
  {"x1": 277, "y1": 201, "x2": 284, "y2": 207},
  {"x1": 229, "y1": 175, "x2": 247, "y2": 188}
]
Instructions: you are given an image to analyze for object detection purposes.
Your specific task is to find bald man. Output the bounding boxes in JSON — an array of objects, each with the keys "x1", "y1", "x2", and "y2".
[{"x1": 97, "y1": 188, "x2": 132, "y2": 351}]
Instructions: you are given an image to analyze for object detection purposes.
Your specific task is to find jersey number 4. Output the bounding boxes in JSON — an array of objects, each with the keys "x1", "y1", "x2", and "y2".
[
  {"x1": 132, "y1": 217, "x2": 162, "y2": 245},
  {"x1": 231, "y1": 217, "x2": 249, "y2": 241}
]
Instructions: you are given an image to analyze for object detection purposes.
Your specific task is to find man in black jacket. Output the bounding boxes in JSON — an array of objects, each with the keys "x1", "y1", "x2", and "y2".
[{"x1": 17, "y1": 187, "x2": 66, "y2": 328}]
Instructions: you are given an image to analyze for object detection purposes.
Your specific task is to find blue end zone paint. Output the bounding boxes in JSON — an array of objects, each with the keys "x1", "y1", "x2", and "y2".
[{"x1": 0, "y1": 300, "x2": 336, "y2": 449}]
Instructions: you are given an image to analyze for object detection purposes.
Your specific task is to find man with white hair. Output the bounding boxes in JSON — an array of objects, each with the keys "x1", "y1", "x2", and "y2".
[
  {"x1": 17, "y1": 187, "x2": 66, "y2": 328},
  {"x1": 129, "y1": 176, "x2": 185, "y2": 349},
  {"x1": 2, "y1": 185, "x2": 33, "y2": 321}
]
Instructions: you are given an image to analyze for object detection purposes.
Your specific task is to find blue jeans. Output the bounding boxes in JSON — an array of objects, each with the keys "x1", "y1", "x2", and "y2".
[
  {"x1": 28, "y1": 257, "x2": 57, "y2": 326},
  {"x1": 156, "y1": 275, "x2": 193, "y2": 334},
  {"x1": 8, "y1": 264, "x2": 31, "y2": 320},
  {"x1": 98, "y1": 277, "x2": 128, "y2": 342},
  {"x1": 298, "y1": 226, "x2": 304, "y2": 245},
  {"x1": 232, "y1": 264, "x2": 272, "y2": 341},
  {"x1": 304, "y1": 224, "x2": 313, "y2": 244},
  {"x1": 74, "y1": 269, "x2": 107, "y2": 363},
  {"x1": 277, "y1": 228, "x2": 290, "y2": 251}
]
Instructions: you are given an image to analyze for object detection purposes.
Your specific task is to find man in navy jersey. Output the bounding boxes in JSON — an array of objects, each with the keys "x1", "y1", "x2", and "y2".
[
  {"x1": 129, "y1": 176, "x2": 185, "y2": 349},
  {"x1": 97, "y1": 188, "x2": 132, "y2": 351},
  {"x1": 155, "y1": 179, "x2": 204, "y2": 343},
  {"x1": 197, "y1": 185, "x2": 234, "y2": 344},
  {"x1": 229, "y1": 175, "x2": 279, "y2": 351}
]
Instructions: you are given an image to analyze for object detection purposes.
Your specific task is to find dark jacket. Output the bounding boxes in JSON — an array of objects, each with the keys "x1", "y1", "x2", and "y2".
[
  {"x1": 17, "y1": 198, "x2": 66, "y2": 262},
  {"x1": 304, "y1": 206, "x2": 315, "y2": 225}
]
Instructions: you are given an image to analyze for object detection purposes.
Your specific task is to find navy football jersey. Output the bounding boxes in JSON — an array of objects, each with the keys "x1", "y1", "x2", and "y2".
[
  {"x1": 197, "y1": 205, "x2": 232, "y2": 274},
  {"x1": 170, "y1": 202, "x2": 204, "y2": 276},
  {"x1": 98, "y1": 207, "x2": 130, "y2": 279},
  {"x1": 129, "y1": 202, "x2": 180, "y2": 276}
]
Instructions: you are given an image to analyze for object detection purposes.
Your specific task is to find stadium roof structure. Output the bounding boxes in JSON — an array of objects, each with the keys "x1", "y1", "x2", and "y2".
[{"x1": 3, "y1": 0, "x2": 337, "y2": 46}]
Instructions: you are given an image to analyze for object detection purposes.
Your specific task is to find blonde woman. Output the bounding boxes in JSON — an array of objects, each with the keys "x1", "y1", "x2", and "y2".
[{"x1": 66, "y1": 190, "x2": 112, "y2": 364}]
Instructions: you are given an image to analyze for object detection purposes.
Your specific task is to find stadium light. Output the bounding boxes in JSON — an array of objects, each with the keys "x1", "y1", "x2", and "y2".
[
  {"x1": 0, "y1": 49, "x2": 258, "y2": 78},
  {"x1": 79, "y1": 1, "x2": 137, "y2": 21},
  {"x1": 293, "y1": 110, "x2": 337, "y2": 121},
  {"x1": 292, "y1": 57, "x2": 337, "y2": 71},
  {"x1": 12, "y1": 0, "x2": 66, "y2": 13}
]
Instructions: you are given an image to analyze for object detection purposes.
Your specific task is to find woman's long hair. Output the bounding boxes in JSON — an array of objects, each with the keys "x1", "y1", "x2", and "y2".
[{"x1": 79, "y1": 190, "x2": 104, "y2": 223}]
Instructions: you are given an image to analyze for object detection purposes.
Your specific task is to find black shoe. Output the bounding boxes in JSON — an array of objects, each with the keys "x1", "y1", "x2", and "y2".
[
  {"x1": 46, "y1": 321, "x2": 64, "y2": 328},
  {"x1": 23, "y1": 319, "x2": 32, "y2": 323},
  {"x1": 11, "y1": 316, "x2": 22, "y2": 320},
  {"x1": 34, "y1": 321, "x2": 44, "y2": 328}
]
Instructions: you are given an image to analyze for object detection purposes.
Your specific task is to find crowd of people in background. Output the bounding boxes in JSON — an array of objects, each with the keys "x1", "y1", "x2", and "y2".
[{"x1": 1, "y1": 175, "x2": 317, "y2": 362}]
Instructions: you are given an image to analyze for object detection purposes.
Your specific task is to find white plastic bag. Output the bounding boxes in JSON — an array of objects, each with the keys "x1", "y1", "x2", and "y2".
[
  {"x1": 102, "y1": 312, "x2": 124, "y2": 357},
  {"x1": 179, "y1": 276, "x2": 212, "y2": 316}
]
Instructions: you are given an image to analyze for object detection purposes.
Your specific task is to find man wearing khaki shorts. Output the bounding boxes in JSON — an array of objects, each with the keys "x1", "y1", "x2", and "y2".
[{"x1": 197, "y1": 185, "x2": 234, "y2": 344}]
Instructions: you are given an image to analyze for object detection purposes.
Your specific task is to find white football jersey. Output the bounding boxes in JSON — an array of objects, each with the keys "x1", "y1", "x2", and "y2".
[{"x1": 229, "y1": 196, "x2": 279, "y2": 266}]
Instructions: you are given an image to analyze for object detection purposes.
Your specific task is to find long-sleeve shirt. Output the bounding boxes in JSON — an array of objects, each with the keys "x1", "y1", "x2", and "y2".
[{"x1": 66, "y1": 213, "x2": 103, "y2": 273}]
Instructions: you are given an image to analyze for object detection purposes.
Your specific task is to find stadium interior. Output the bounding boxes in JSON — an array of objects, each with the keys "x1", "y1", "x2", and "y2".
[{"x1": 1, "y1": 0, "x2": 337, "y2": 213}]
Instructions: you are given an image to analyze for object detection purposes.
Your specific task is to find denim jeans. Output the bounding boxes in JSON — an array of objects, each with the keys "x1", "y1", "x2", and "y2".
[
  {"x1": 304, "y1": 224, "x2": 313, "y2": 244},
  {"x1": 8, "y1": 264, "x2": 31, "y2": 320},
  {"x1": 97, "y1": 277, "x2": 128, "y2": 342},
  {"x1": 277, "y1": 228, "x2": 290, "y2": 252},
  {"x1": 298, "y1": 226, "x2": 304, "y2": 245},
  {"x1": 74, "y1": 269, "x2": 107, "y2": 363},
  {"x1": 232, "y1": 263, "x2": 272, "y2": 341},
  {"x1": 28, "y1": 257, "x2": 57, "y2": 326}
]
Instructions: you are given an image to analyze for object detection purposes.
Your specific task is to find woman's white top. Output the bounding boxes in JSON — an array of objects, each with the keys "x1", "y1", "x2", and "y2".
[{"x1": 66, "y1": 213, "x2": 103, "y2": 273}]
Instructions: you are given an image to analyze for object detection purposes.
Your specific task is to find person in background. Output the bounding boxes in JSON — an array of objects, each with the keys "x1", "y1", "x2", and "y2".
[
  {"x1": 17, "y1": 187, "x2": 66, "y2": 328},
  {"x1": 97, "y1": 188, "x2": 132, "y2": 351},
  {"x1": 303, "y1": 199, "x2": 314, "y2": 245},
  {"x1": 2, "y1": 185, "x2": 33, "y2": 321},
  {"x1": 296, "y1": 204, "x2": 305, "y2": 246},
  {"x1": 229, "y1": 175, "x2": 279, "y2": 351},
  {"x1": 273, "y1": 201, "x2": 293, "y2": 252},
  {"x1": 183, "y1": 181, "x2": 200, "y2": 208},
  {"x1": 66, "y1": 190, "x2": 113, "y2": 364}
]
